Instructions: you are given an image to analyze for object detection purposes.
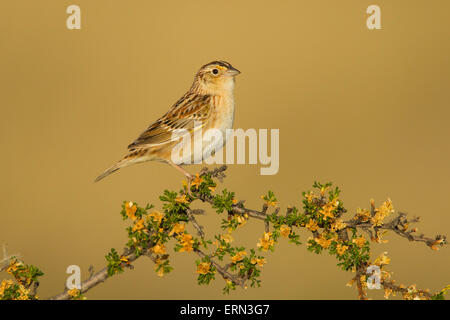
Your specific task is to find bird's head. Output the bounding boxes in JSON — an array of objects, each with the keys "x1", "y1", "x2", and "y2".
[{"x1": 192, "y1": 60, "x2": 240, "y2": 95}]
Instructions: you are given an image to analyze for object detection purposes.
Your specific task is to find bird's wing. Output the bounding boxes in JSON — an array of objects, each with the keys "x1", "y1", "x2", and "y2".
[{"x1": 127, "y1": 93, "x2": 212, "y2": 150}]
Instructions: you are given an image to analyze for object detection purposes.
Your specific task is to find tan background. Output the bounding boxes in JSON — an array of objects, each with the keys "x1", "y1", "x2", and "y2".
[{"x1": 1, "y1": 0, "x2": 449, "y2": 299}]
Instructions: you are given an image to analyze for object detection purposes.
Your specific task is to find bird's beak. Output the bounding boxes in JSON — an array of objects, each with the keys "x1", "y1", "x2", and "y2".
[{"x1": 226, "y1": 67, "x2": 241, "y2": 76}]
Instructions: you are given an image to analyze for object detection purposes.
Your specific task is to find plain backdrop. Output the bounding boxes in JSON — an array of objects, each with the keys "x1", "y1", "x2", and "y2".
[{"x1": 0, "y1": 0, "x2": 449, "y2": 299}]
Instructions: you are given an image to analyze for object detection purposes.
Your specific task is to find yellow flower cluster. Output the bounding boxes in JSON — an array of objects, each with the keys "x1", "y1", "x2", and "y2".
[
  {"x1": 149, "y1": 211, "x2": 165, "y2": 225},
  {"x1": 336, "y1": 243, "x2": 349, "y2": 256},
  {"x1": 68, "y1": 288, "x2": 81, "y2": 298},
  {"x1": 330, "y1": 219, "x2": 347, "y2": 231},
  {"x1": 384, "y1": 287, "x2": 394, "y2": 299},
  {"x1": 197, "y1": 262, "x2": 215, "y2": 275},
  {"x1": 251, "y1": 258, "x2": 266, "y2": 267},
  {"x1": 6, "y1": 259, "x2": 33, "y2": 286},
  {"x1": 169, "y1": 223, "x2": 185, "y2": 236},
  {"x1": 0, "y1": 279, "x2": 30, "y2": 300},
  {"x1": 306, "y1": 219, "x2": 319, "y2": 231},
  {"x1": 190, "y1": 174, "x2": 204, "y2": 190},
  {"x1": 279, "y1": 225, "x2": 291, "y2": 238},
  {"x1": 430, "y1": 238, "x2": 445, "y2": 251},
  {"x1": 214, "y1": 234, "x2": 234, "y2": 249},
  {"x1": 402, "y1": 284, "x2": 428, "y2": 300},
  {"x1": 314, "y1": 234, "x2": 333, "y2": 249},
  {"x1": 6, "y1": 259, "x2": 23, "y2": 274},
  {"x1": 257, "y1": 232, "x2": 275, "y2": 251},
  {"x1": 372, "y1": 199, "x2": 394, "y2": 226},
  {"x1": 373, "y1": 252, "x2": 391, "y2": 266},
  {"x1": 260, "y1": 195, "x2": 277, "y2": 207},
  {"x1": 233, "y1": 214, "x2": 248, "y2": 228},
  {"x1": 178, "y1": 233, "x2": 194, "y2": 253},
  {"x1": 120, "y1": 256, "x2": 130, "y2": 265},
  {"x1": 175, "y1": 194, "x2": 189, "y2": 204},
  {"x1": 152, "y1": 243, "x2": 166, "y2": 255},
  {"x1": 319, "y1": 199, "x2": 339, "y2": 220},
  {"x1": 304, "y1": 191, "x2": 317, "y2": 203},
  {"x1": 231, "y1": 251, "x2": 247, "y2": 264},
  {"x1": 352, "y1": 235, "x2": 367, "y2": 248},
  {"x1": 220, "y1": 233, "x2": 233, "y2": 244},
  {"x1": 125, "y1": 201, "x2": 137, "y2": 221},
  {"x1": 132, "y1": 218, "x2": 146, "y2": 232},
  {"x1": 354, "y1": 208, "x2": 371, "y2": 222}
]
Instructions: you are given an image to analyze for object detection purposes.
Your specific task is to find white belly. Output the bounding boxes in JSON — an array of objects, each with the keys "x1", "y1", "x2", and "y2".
[{"x1": 192, "y1": 95, "x2": 235, "y2": 164}]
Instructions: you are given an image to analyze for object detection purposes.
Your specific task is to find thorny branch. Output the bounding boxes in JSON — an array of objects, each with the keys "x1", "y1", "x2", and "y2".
[{"x1": 1, "y1": 165, "x2": 447, "y2": 300}]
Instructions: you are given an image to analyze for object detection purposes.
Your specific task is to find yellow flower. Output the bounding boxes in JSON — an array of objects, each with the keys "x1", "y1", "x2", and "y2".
[
  {"x1": 178, "y1": 233, "x2": 194, "y2": 253},
  {"x1": 132, "y1": 218, "x2": 146, "y2": 232},
  {"x1": 280, "y1": 225, "x2": 291, "y2": 238},
  {"x1": 214, "y1": 234, "x2": 234, "y2": 249},
  {"x1": 125, "y1": 201, "x2": 137, "y2": 221},
  {"x1": 6, "y1": 259, "x2": 23, "y2": 275},
  {"x1": 384, "y1": 288, "x2": 393, "y2": 299},
  {"x1": 304, "y1": 191, "x2": 316, "y2": 203},
  {"x1": 319, "y1": 201, "x2": 337, "y2": 220},
  {"x1": 430, "y1": 238, "x2": 445, "y2": 251},
  {"x1": 169, "y1": 223, "x2": 185, "y2": 236},
  {"x1": 371, "y1": 198, "x2": 394, "y2": 226},
  {"x1": 251, "y1": 258, "x2": 266, "y2": 267},
  {"x1": 231, "y1": 251, "x2": 247, "y2": 264},
  {"x1": 354, "y1": 208, "x2": 371, "y2": 222},
  {"x1": 330, "y1": 219, "x2": 347, "y2": 231},
  {"x1": 234, "y1": 214, "x2": 247, "y2": 226},
  {"x1": 373, "y1": 252, "x2": 391, "y2": 266},
  {"x1": 314, "y1": 235, "x2": 332, "y2": 249},
  {"x1": 190, "y1": 174, "x2": 204, "y2": 190},
  {"x1": 208, "y1": 186, "x2": 216, "y2": 193},
  {"x1": 120, "y1": 256, "x2": 130, "y2": 264},
  {"x1": 16, "y1": 285, "x2": 31, "y2": 300},
  {"x1": 352, "y1": 235, "x2": 367, "y2": 248},
  {"x1": 221, "y1": 234, "x2": 233, "y2": 244},
  {"x1": 257, "y1": 232, "x2": 275, "y2": 251},
  {"x1": 305, "y1": 219, "x2": 319, "y2": 232},
  {"x1": 0, "y1": 279, "x2": 14, "y2": 296},
  {"x1": 360, "y1": 275, "x2": 367, "y2": 289},
  {"x1": 175, "y1": 194, "x2": 189, "y2": 204},
  {"x1": 268, "y1": 200, "x2": 277, "y2": 207},
  {"x1": 149, "y1": 211, "x2": 165, "y2": 225},
  {"x1": 153, "y1": 243, "x2": 166, "y2": 255},
  {"x1": 197, "y1": 262, "x2": 213, "y2": 275},
  {"x1": 260, "y1": 195, "x2": 277, "y2": 207},
  {"x1": 336, "y1": 243, "x2": 349, "y2": 256},
  {"x1": 68, "y1": 288, "x2": 80, "y2": 297}
]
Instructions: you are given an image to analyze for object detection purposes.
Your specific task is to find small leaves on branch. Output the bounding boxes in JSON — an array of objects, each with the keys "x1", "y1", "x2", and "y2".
[{"x1": 0, "y1": 166, "x2": 447, "y2": 300}]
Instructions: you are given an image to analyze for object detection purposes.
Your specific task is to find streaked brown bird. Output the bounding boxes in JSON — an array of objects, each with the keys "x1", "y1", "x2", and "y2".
[{"x1": 95, "y1": 60, "x2": 240, "y2": 182}]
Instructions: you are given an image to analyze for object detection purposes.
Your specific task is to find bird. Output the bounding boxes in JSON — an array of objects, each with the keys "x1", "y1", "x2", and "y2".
[{"x1": 95, "y1": 60, "x2": 241, "y2": 183}]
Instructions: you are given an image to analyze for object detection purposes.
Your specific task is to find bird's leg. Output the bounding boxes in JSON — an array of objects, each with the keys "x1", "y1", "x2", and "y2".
[{"x1": 167, "y1": 160, "x2": 194, "y2": 194}]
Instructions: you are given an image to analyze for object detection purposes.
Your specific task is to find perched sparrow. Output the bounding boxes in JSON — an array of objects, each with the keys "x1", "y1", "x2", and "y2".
[{"x1": 95, "y1": 60, "x2": 240, "y2": 182}]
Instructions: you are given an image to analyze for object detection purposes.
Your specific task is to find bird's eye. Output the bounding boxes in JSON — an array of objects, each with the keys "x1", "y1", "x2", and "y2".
[{"x1": 211, "y1": 68, "x2": 219, "y2": 75}]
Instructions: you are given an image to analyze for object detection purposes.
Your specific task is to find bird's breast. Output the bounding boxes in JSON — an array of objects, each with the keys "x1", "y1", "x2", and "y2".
[{"x1": 209, "y1": 94, "x2": 235, "y2": 135}]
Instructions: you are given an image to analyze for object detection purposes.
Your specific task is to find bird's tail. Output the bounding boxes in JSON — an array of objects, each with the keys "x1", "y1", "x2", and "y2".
[{"x1": 94, "y1": 160, "x2": 128, "y2": 182}]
